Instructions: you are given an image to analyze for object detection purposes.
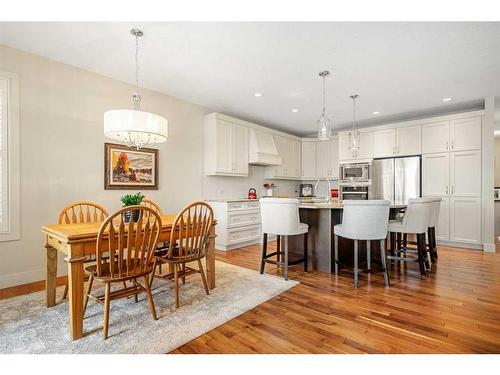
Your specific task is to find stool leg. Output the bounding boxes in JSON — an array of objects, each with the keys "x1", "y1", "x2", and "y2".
[
  {"x1": 277, "y1": 235, "x2": 281, "y2": 262},
  {"x1": 303, "y1": 232, "x2": 308, "y2": 272},
  {"x1": 429, "y1": 227, "x2": 437, "y2": 263},
  {"x1": 260, "y1": 233, "x2": 268, "y2": 274},
  {"x1": 284, "y1": 235, "x2": 289, "y2": 281},
  {"x1": 334, "y1": 234, "x2": 339, "y2": 275},
  {"x1": 389, "y1": 232, "x2": 395, "y2": 263},
  {"x1": 366, "y1": 240, "x2": 371, "y2": 271},
  {"x1": 403, "y1": 233, "x2": 408, "y2": 249},
  {"x1": 380, "y1": 239, "x2": 390, "y2": 286},
  {"x1": 432, "y1": 227, "x2": 438, "y2": 260},
  {"x1": 417, "y1": 233, "x2": 426, "y2": 277},
  {"x1": 423, "y1": 232, "x2": 430, "y2": 270},
  {"x1": 354, "y1": 239, "x2": 359, "y2": 288}
]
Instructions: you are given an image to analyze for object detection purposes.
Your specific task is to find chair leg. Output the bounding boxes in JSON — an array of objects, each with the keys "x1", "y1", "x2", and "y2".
[
  {"x1": 134, "y1": 279, "x2": 139, "y2": 303},
  {"x1": 354, "y1": 239, "x2": 359, "y2": 288},
  {"x1": 429, "y1": 227, "x2": 437, "y2": 263},
  {"x1": 389, "y1": 232, "x2": 395, "y2": 262},
  {"x1": 174, "y1": 264, "x2": 180, "y2": 308},
  {"x1": 143, "y1": 276, "x2": 158, "y2": 320},
  {"x1": 432, "y1": 227, "x2": 438, "y2": 260},
  {"x1": 366, "y1": 240, "x2": 371, "y2": 271},
  {"x1": 402, "y1": 233, "x2": 408, "y2": 249},
  {"x1": 277, "y1": 235, "x2": 281, "y2": 262},
  {"x1": 103, "y1": 283, "x2": 111, "y2": 340},
  {"x1": 149, "y1": 261, "x2": 157, "y2": 289},
  {"x1": 197, "y1": 259, "x2": 210, "y2": 295},
  {"x1": 181, "y1": 263, "x2": 186, "y2": 285},
  {"x1": 380, "y1": 239, "x2": 390, "y2": 286},
  {"x1": 62, "y1": 282, "x2": 69, "y2": 301},
  {"x1": 303, "y1": 232, "x2": 308, "y2": 272},
  {"x1": 83, "y1": 274, "x2": 94, "y2": 317},
  {"x1": 260, "y1": 233, "x2": 268, "y2": 274},
  {"x1": 284, "y1": 235, "x2": 289, "y2": 281},
  {"x1": 334, "y1": 234, "x2": 339, "y2": 275},
  {"x1": 422, "y1": 232, "x2": 430, "y2": 270},
  {"x1": 416, "y1": 234, "x2": 426, "y2": 277}
]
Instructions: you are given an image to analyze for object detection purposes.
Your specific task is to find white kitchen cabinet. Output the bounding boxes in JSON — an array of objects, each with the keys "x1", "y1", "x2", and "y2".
[
  {"x1": 450, "y1": 150, "x2": 481, "y2": 197},
  {"x1": 422, "y1": 153, "x2": 450, "y2": 196},
  {"x1": 450, "y1": 197, "x2": 482, "y2": 244},
  {"x1": 450, "y1": 117, "x2": 482, "y2": 151},
  {"x1": 338, "y1": 131, "x2": 372, "y2": 161},
  {"x1": 301, "y1": 140, "x2": 317, "y2": 179},
  {"x1": 330, "y1": 137, "x2": 339, "y2": 178},
  {"x1": 265, "y1": 135, "x2": 301, "y2": 180},
  {"x1": 204, "y1": 115, "x2": 249, "y2": 176},
  {"x1": 372, "y1": 129, "x2": 396, "y2": 158},
  {"x1": 290, "y1": 138, "x2": 301, "y2": 178},
  {"x1": 339, "y1": 133, "x2": 353, "y2": 161},
  {"x1": 396, "y1": 125, "x2": 421, "y2": 156},
  {"x1": 422, "y1": 121, "x2": 450, "y2": 154},
  {"x1": 316, "y1": 137, "x2": 339, "y2": 179}
]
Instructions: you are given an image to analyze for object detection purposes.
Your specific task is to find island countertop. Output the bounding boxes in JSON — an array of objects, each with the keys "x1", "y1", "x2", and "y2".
[{"x1": 298, "y1": 201, "x2": 407, "y2": 210}]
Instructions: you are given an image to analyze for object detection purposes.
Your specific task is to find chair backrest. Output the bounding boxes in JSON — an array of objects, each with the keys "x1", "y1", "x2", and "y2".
[
  {"x1": 95, "y1": 206, "x2": 161, "y2": 278},
  {"x1": 260, "y1": 198, "x2": 301, "y2": 236},
  {"x1": 141, "y1": 198, "x2": 164, "y2": 216},
  {"x1": 58, "y1": 201, "x2": 108, "y2": 224},
  {"x1": 167, "y1": 202, "x2": 214, "y2": 261},
  {"x1": 340, "y1": 200, "x2": 391, "y2": 240},
  {"x1": 400, "y1": 197, "x2": 434, "y2": 234},
  {"x1": 429, "y1": 198, "x2": 442, "y2": 228}
]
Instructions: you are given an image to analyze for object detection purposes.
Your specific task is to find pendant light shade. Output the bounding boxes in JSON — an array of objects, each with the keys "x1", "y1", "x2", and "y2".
[
  {"x1": 349, "y1": 94, "x2": 360, "y2": 150},
  {"x1": 104, "y1": 28, "x2": 168, "y2": 149},
  {"x1": 317, "y1": 70, "x2": 332, "y2": 141}
]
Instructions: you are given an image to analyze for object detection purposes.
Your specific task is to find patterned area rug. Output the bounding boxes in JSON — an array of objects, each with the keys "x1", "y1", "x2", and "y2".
[{"x1": 0, "y1": 261, "x2": 298, "y2": 353}]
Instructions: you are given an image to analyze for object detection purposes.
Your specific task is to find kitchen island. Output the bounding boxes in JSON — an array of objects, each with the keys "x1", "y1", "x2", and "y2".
[{"x1": 286, "y1": 201, "x2": 406, "y2": 273}]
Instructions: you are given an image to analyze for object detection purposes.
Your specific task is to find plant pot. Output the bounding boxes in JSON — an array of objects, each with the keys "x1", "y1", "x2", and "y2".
[{"x1": 124, "y1": 209, "x2": 140, "y2": 223}]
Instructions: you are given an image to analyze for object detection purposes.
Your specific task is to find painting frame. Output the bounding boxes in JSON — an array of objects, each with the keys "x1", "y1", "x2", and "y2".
[{"x1": 104, "y1": 142, "x2": 159, "y2": 190}]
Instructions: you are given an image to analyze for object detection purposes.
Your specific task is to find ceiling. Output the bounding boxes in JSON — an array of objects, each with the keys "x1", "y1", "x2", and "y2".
[{"x1": 1, "y1": 22, "x2": 499, "y2": 136}]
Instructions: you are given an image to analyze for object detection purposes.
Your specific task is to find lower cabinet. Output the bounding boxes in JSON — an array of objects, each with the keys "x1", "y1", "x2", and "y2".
[{"x1": 450, "y1": 197, "x2": 482, "y2": 244}]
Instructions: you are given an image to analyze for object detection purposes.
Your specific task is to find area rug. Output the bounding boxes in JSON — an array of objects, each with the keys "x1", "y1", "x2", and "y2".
[{"x1": 0, "y1": 261, "x2": 298, "y2": 353}]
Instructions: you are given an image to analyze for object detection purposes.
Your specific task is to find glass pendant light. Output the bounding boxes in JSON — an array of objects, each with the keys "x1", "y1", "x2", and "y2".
[
  {"x1": 349, "y1": 94, "x2": 360, "y2": 150},
  {"x1": 317, "y1": 70, "x2": 332, "y2": 141},
  {"x1": 104, "y1": 28, "x2": 168, "y2": 150}
]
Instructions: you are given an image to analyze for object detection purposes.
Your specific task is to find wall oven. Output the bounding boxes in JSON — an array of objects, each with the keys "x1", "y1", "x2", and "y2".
[
  {"x1": 340, "y1": 185, "x2": 370, "y2": 200},
  {"x1": 339, "y1": 162, "x2": 371, "y2": 184}
]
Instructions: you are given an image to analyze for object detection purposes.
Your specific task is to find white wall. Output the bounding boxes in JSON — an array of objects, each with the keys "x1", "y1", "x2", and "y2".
[{"x1": 0, "y1": 45, "x2": 299, "y2": 288}]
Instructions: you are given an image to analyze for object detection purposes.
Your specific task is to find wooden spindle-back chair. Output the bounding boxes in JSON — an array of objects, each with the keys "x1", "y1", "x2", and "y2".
[
  {"x1": 141, "y1": 198, "x2": 164, "y2": 215},
  {"x1": 84, "y1": 205, "x2": 162, "y2": 339},
  {"x1": 154, "y1": 202, "x2": 214, "y2": 308},
  {"x1": 58, "y1": 201, "x2": 109, "y2": 300}
]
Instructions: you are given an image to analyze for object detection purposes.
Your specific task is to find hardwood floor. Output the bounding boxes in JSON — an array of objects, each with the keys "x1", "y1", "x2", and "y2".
[{"x1": 172, "y1": 242, "x2": 500, "y2": 354}]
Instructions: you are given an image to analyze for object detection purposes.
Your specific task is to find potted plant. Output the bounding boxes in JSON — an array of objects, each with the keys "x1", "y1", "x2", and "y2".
[
  {"x1": 263, "y1": 183, "x2": 276, "y2": 197},
  {"x1": 121, "y1": 192, "x2": 145, "y2": 223}
]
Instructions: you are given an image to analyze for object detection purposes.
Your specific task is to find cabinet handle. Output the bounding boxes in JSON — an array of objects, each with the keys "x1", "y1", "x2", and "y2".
[
  {"x1": 446, "y1": 141, "x2": 449, "y2": 150},
  {"x1": 446, "y1": 185, "x2": 448, "y2": 195},
  {"x1": 397, "y1": 146, "x2": 400, "y2": 154},
  {"x1": 393, "y1": 146, "x2": 395, "y2": 155},
  {"x1": 451, "y1": 186, "x2": 454, "y2": 195},
  {"x1": 302, "y1": 169, "x2": 304, "y2": 176},
  {"x1": 451, "y1": 140, "x2": 454, "y2": 150}
]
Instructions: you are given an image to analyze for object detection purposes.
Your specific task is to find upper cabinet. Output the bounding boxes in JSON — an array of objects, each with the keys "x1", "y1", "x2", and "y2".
[
  {"x1": 316, "y1": 137, "x2": 339, "y2": 179},
  {"x1": 422, "y1": 116, "x2": 481, "y2": 154},
  {"x1": 339, "y1": 131, "x2": 372, "y2": 161},
  {"x1": 301, "y1": 140, "x2": 317, "y2": 179},
  {"x1": 204, "y1": 114, "x2": 249, "y2": 176},
  {"x1": 372, "y1": 125, "x2": 422, "y2": 158},
  {"x1": 265, "y1": 135, "x2": 301, "y2": 180},
  {"x1": 372, "y1": 129, "x2": 396, "y2": 158}
]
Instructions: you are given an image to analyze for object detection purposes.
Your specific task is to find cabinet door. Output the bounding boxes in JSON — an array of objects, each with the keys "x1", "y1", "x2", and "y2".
[
  {"x1": 215, "y1": 119, "x2": 233, "y2": 173},
  {"x1": 274, "y1": 135, "x2": 288, "y2": 177},
  {"x1": 434, "y1": 197, "x2": 450, "y2": 241},
  {"x1": 231, "y1": 124, "x2": 249, "y2": 175},
  {"x1": 357, "y1": 132, "x2": 373, "y2": 159},
  {"x1": 301, "y1": 141, "x2": 317, "y2": 179},
  {"x1": 339, "y1": 133, "x2": 355, "y2": 161},
  {"x1": 291, "y1": 139, "x2": 301, "y2": 178},
  {"x1": 372, "y1": 129, "x2": 396, "y2": 158},
  {"x1": 450, "y1": 117, "x2": 482, "y2": 151},
  {"x1": 330, "y1": 137, "x2": 339, "y2": 179},
  {"x1": 396, "y1": 125, "x2": 421, "y2": 156},
  {"x1": 450, "y1": 150, "x2": 481, "y2": 197},
  {"x1": 450, "y1": 197, "x2": 481, "y2": 244},
  {"x1": 422, "y1": 121, "x2": 449, "y2": 154},
  {"x1": 422, "y1": 153, "x2": 450, "y2": 196},
  {"x1": 316, "y1": 140, "x2": 330, "y2": 178}
]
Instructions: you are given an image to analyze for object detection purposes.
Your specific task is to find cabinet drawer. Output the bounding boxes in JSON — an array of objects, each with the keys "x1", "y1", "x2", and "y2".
[
  {"x1": 228, "y1": 225, "x2": 261, "y2": 244},
  {"x1": 228, "y1": 201, "x2": 260, "y2": 211},
  {"x1": 227, "y1": 210, "x2": 261, "y2": 228}
]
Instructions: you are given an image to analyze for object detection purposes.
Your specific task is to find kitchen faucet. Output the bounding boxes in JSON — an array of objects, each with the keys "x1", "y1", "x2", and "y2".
[{"x1": 314, "y1": 178, "x2": 332, "y2": 203}]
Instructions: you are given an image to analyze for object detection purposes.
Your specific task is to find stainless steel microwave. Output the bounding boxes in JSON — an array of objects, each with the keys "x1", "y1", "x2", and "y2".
[{"x1": 339, "y1": 162, "x2": 371, "y2": 183}]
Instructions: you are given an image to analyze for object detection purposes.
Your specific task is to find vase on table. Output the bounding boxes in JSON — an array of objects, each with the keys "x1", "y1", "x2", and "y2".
[{"x1": 266, "y1": 189, "x2": 273, "y2": 197}]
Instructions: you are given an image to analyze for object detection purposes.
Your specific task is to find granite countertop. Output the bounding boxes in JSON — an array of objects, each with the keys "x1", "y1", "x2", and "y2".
[{"x1": 299, "y1": 201, "x2": 407, "y2": 209}]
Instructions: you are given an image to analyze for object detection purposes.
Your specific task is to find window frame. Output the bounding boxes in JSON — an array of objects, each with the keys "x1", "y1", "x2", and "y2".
[{"x1": 0, "y1": 70, "x2": 20, "y2": 242}]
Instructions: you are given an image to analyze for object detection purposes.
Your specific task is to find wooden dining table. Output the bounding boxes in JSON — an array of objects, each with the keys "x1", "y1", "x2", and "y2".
[{"x1": 42, "y1": 214, "x2": 217, "y2": 341}]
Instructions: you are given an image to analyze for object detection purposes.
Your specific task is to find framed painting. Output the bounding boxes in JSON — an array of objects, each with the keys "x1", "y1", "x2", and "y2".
[{"x1": 104, "y1": 143, "x2": 158, "y2": 190}]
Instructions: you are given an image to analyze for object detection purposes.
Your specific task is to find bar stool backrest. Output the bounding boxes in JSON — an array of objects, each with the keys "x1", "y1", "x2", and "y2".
[
  {"x1": 340, "y1": 200, "x2": 391, "y2": 240},
  {"x1": 260, "y1": 198, "x2": 301, "y2": 236},
  {"x1": 401, "y1": 198, "x2": 433, "y2": 234},
  {"x1": 429, "y1": 198, "x2": 442, "y2": 228}
]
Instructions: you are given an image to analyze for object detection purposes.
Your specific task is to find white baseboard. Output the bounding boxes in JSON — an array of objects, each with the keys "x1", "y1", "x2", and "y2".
[
  {"x1": 216, "y1": 235, "x2": 277, "y2": 252},
  {"x1": 483, "y1": 243, "x2": 496, "y2": 252},
  {"x1": 0, "y1": 261, "x2": 67, "y2": 289},
  {"x1": 437, "y1": 240, "x2": 484, "y2": 251}
]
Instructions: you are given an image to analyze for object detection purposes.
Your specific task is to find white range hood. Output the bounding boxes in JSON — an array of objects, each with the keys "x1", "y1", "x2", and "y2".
[{"x1": 248, "y1": 129, "x2": 282, "y2": 166}]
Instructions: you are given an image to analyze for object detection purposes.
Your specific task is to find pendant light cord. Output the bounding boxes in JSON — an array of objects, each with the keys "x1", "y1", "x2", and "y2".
[
  {"x1": 322, "y1": 75, "x2": 326, "y2": 113},
  {"x1": 135, "y1": 34, "x2": 140, "y2": 95}
]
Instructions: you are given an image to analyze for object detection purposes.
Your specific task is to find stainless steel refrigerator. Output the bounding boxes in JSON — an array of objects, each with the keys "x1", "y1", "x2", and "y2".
[{"x1": 371, "y1": 156, "x2": 421, "y2": 204}]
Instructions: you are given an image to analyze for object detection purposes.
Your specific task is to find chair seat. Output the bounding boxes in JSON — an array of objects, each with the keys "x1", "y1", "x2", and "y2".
[{"x1": 84, "y1": 262, "x2": 153, "y2": 282}]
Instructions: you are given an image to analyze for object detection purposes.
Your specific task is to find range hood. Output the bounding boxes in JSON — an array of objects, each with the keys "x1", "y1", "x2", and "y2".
[{"x1": 248, "y1": 129, "x2": 282, "y2": 166}]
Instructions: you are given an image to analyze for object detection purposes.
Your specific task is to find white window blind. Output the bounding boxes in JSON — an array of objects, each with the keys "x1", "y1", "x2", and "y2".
[{"x1": 0, "y1": 78, "x2": 9, "y2": 232}]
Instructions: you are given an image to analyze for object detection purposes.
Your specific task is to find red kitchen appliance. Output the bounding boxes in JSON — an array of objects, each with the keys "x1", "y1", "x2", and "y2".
[
  {"x1": 331, "y1": 188, "x2": 339, "y2": 198},
  {"x1": 248, "y1": 188, "x2": 257, "y2": 199}
]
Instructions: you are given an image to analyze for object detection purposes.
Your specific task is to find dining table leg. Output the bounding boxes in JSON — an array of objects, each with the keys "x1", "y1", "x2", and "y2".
[
  {"x1": 45, "y1": 243, "x2": 58, "y2": 308},
  {"x1": 207, "y1": 224, "x2": 216, "y2": 289},
  {"x1": 67, "y1": 243, "x2": 86, "y2": 340}
]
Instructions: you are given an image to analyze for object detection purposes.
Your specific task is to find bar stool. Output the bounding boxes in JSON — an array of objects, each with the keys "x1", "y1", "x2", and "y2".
[
  {"x1": 334, "y1": 200, "x2": 391, "y2": 288},
  {"x1": 388, "y1": 198, "x2": 433, "y2": 277},
  {"x1": 259, "y1": 198, "x2": 308, "y2": 281}
]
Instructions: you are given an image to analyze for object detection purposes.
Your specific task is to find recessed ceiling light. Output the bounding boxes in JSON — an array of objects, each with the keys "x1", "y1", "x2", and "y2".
[
  {"x1": 373, "y1": 111, "x2": 380, "y2": 115},
  {"x1": 442, "y1": 97, "x2": 452, "y2": 102},
  {"x1": 292, "y1": 108, "x2": 299, "y2": 113},
  {"x1": 254, "y1": 92, "x2": 262, "y2": 97}
]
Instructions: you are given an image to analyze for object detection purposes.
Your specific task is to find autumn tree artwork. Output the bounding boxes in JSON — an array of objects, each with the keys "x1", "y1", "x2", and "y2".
[{"x1": 104, "y1": 143, "x2": 158, "y2": 190}]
